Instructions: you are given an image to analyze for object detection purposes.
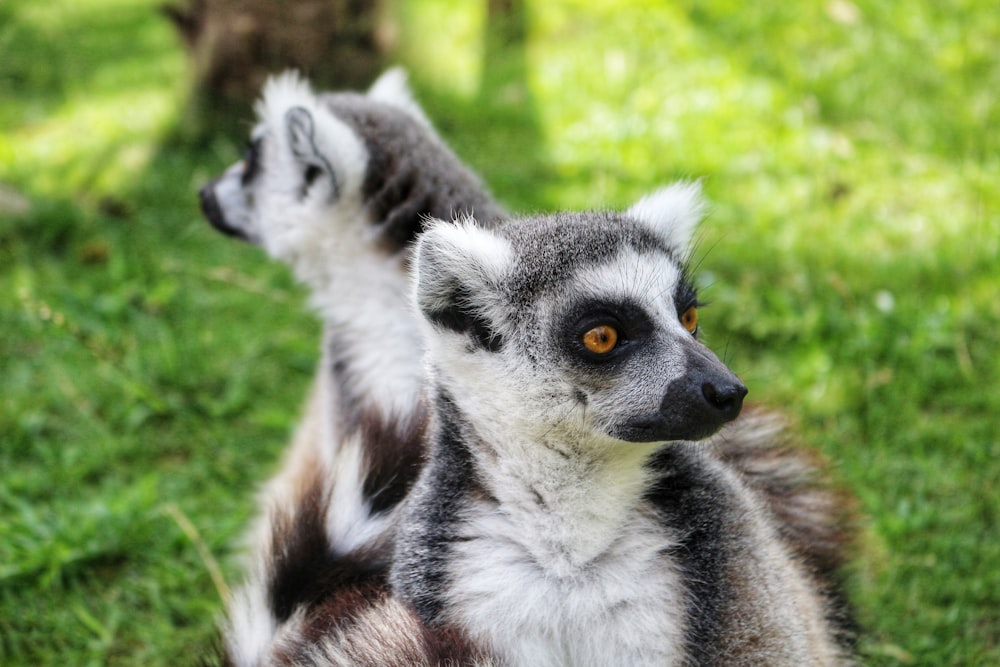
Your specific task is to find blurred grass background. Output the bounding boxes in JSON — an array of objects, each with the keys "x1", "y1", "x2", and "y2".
[{"x1": 1, "y1": 0, "x2": 997, "y2": 664}]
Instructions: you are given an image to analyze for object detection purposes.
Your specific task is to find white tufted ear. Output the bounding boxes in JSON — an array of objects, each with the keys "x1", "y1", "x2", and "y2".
[
  {"x1": 626, "y1": 181, "x2": 705, "y2": 261},
  {"x1": 367, "y1": 67, "x2": 433, "y2": 129},
  {"x1": 413, "y1": 217, "x2": 513, "y2": 351},
  {"x1": 256, "y1": 70, "x2": 317, "y2": 129}
]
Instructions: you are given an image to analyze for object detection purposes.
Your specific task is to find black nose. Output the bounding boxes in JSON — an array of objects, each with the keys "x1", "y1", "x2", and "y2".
[
  {"x1": 650, "y1": 347, "x2": 747, "y2": 441},
  {"x1": 702, "y1": 378, "x2": 747, "y2": 422},
  {"x1": 199, "y1": 180, "x2": 249, "y2": 241},
  {"x1": 198, "y1": 181, "x2": 224, "y2": 226}
]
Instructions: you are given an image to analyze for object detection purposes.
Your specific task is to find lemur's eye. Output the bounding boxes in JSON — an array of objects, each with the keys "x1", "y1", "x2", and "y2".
[
  {"x1": 304, "y1": 164, "x2": 323, "y2": 188},
  {"x1": 241, "y1": 139, "x2": 262, "y2": 186},
  {"x1": 582, "y1": 325, "x2": 619, "y2": 355},
  {"x1": 680, "y1": 306, "x2": 699, "y2": 334}
]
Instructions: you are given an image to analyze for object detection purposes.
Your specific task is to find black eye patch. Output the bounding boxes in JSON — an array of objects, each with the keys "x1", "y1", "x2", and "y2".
[{"x1": 561, "y1": 299, "x2": 654, "y2": 366}]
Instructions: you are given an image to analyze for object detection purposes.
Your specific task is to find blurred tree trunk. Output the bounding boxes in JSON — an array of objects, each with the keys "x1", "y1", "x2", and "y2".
[{"x1": 163, "y1": 0, "x2": 388, "y2": 139}]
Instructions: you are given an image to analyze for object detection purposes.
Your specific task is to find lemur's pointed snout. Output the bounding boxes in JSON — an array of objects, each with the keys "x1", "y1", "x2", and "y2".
[
  {"x1": 678, "y1": 347, "x2": 746, "y2": 436},
  {"x1": 198, "y1": 180, "x2": 228, "y2": 231},
  {"x1": 199, "y1": 178, "x2": 255, "y2": 243},
  {"x1": 616, "y1": 342, "x2": 747, "y2": 443},
  {"x1": 702, "y1": 378, "x2": 747, "y2": 422}
]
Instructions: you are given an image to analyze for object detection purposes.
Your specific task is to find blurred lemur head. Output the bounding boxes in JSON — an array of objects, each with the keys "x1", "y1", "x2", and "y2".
[{"x1": 198, "y1": 68, "x2": 504, "y2": 288}]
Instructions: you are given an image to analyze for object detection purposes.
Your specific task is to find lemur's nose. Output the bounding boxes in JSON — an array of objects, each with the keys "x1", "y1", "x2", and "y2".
[
  {"x1": 701, "y1": 379, "x2": 747, "y2": 422},
  {"x1": 198, "y1": 181, "x2": 225, "y2": 226}
]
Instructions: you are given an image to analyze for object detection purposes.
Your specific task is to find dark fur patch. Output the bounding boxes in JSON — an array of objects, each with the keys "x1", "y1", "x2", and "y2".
[
  {"x1": 358, "y1": 403, "x2": 430, "y2": 515},
  {"x1": 268, "y1": 585, "x2": 393, "y2": 666},
  {"x1": 672, "y1": 268, "x2": 699, "y2": 322},
  {"x1": 321, "y1": 93, "x2": 506, "y2": 254},
  {"x1": 271, "y1": 591, "x2": 489, "y2": 666},
  {"x1": 285, "y1": 106, "x2": 340, "y2": 201},
  {"x1": 647, "y1": 411, "x2": 860, "y2": 661},
  {"x1": 224, "y1": 455, "x2": 488, "y2": 666},
  {"x1": 241, "y1": 137, "x2": 262, "y2": 187},
  {"x1": 265, "y1": 463, "x2": 389, "y2": 625},
  {"x1": 391, "y1": 390, "x2": 483, "y2": 623},
  {"x1": 644, "y1": 444, "x2": 733, "y2": 665},
  {"x1": 325, "y1": 337, "x2": 430, "y2": 514},
  {"x1": 418, "y1": 620, "x2": 491, "y2": 666},
  {"x1": 424, "y1": 291, "x2": 505, "y2": 353},
  {"x1": 710, "y1": 406, "x2": 859, "y2": 652}
]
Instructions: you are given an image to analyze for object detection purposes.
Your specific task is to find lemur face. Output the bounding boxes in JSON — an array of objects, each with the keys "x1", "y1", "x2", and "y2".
[
  {"x1": 198, "y1": 72, "x2": 371, "y2": 268},
  {"x1": 415, "y1": 183, "x2": 746, "y2": 445}
]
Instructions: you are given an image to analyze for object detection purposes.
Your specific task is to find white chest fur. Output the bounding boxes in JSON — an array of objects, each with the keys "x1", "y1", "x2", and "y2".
[{"x1": 443, "y1": 499, "x2": 688, "y2": 667}]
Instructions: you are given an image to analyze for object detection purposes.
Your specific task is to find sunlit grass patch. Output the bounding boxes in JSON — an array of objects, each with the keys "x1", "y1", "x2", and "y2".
[
  {"x1": 0, "y1": 0, "x2": 184, "y2": 202},
  {"x1": 4, "y1": 90, "x2": 178, "y2": 200}
]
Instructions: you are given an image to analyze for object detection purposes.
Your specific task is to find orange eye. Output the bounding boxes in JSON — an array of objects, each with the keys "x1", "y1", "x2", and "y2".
[
  {"x1": 582, "y1": 325, "x2": 618, "y2": 355},
  {"x1": 680, "y1": 306, "x2": 699, "y2": 334}
]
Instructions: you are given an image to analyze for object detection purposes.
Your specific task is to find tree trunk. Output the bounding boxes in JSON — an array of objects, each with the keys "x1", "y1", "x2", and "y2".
[{"x1": 164, "y1": 0, "x2": 386, "y2": 139}]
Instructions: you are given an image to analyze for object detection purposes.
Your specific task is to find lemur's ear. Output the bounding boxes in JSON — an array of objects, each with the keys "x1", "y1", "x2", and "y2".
[
  {"x1": 285, "y1": 106, "x2": 339, "y2": 198},
  {"x1": 414, "y1": 218, "x2": 513, "y2": 352},
  {"x1": 286, "y1": 107, "x2": 319, "y2": 162},
  {"x1": 367, "y1": 67, "x2": 433, "y2": 129},
  {"x1": 626, "y1": 181, "x2": 705, "y2": 262},
  {"x1": 257, "y1": 70, "x2": 314, "y2": 131}
]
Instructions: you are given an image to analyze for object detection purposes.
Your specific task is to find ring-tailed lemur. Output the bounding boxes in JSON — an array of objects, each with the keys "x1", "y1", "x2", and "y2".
[
  {"x1": 392, "y1": 186, "x2": 854, "y2": 665},
  {"x1": 199, "y1": 68, "x2": 506, "y2": 665},
  {"x1": 198, "y1": 70, "x2": 854, "y2": 664}
]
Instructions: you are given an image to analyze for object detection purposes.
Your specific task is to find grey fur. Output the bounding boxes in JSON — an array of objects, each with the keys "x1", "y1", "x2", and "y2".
[{"x1": 317, "y1": 91, "x2": 506, "y2": 248}]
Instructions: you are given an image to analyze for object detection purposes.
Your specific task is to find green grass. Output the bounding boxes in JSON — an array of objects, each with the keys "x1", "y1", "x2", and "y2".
[{"x1": 1, "y1": 0, "x2": 997, "y2": 664}]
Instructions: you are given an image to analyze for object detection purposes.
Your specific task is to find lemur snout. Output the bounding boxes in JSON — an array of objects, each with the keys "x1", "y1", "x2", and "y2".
[
  {"x1": 198, "y1": 181, "x2": 226, "y2": 230},
  {"x1": 649, "y1": 365, "x2": 745, "y2": 441},
  {"x1": 199, "y1": 179, "x2": 249, "y2": 241}
]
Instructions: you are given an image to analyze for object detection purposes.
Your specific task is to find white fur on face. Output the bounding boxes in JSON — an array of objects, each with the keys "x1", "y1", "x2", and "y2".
[
  {"x1": 559, "y1": 248, "x2": 693, "y2": 436},
  {"x1": 419, "y1": 240, "x2": 694, "y2": 449},
  {"x1": 252, "y1": 75, "x2": 431, "y2": 416},
  {"x1": 250, "y1": 75, "x2": 371, "y2": 280}
]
